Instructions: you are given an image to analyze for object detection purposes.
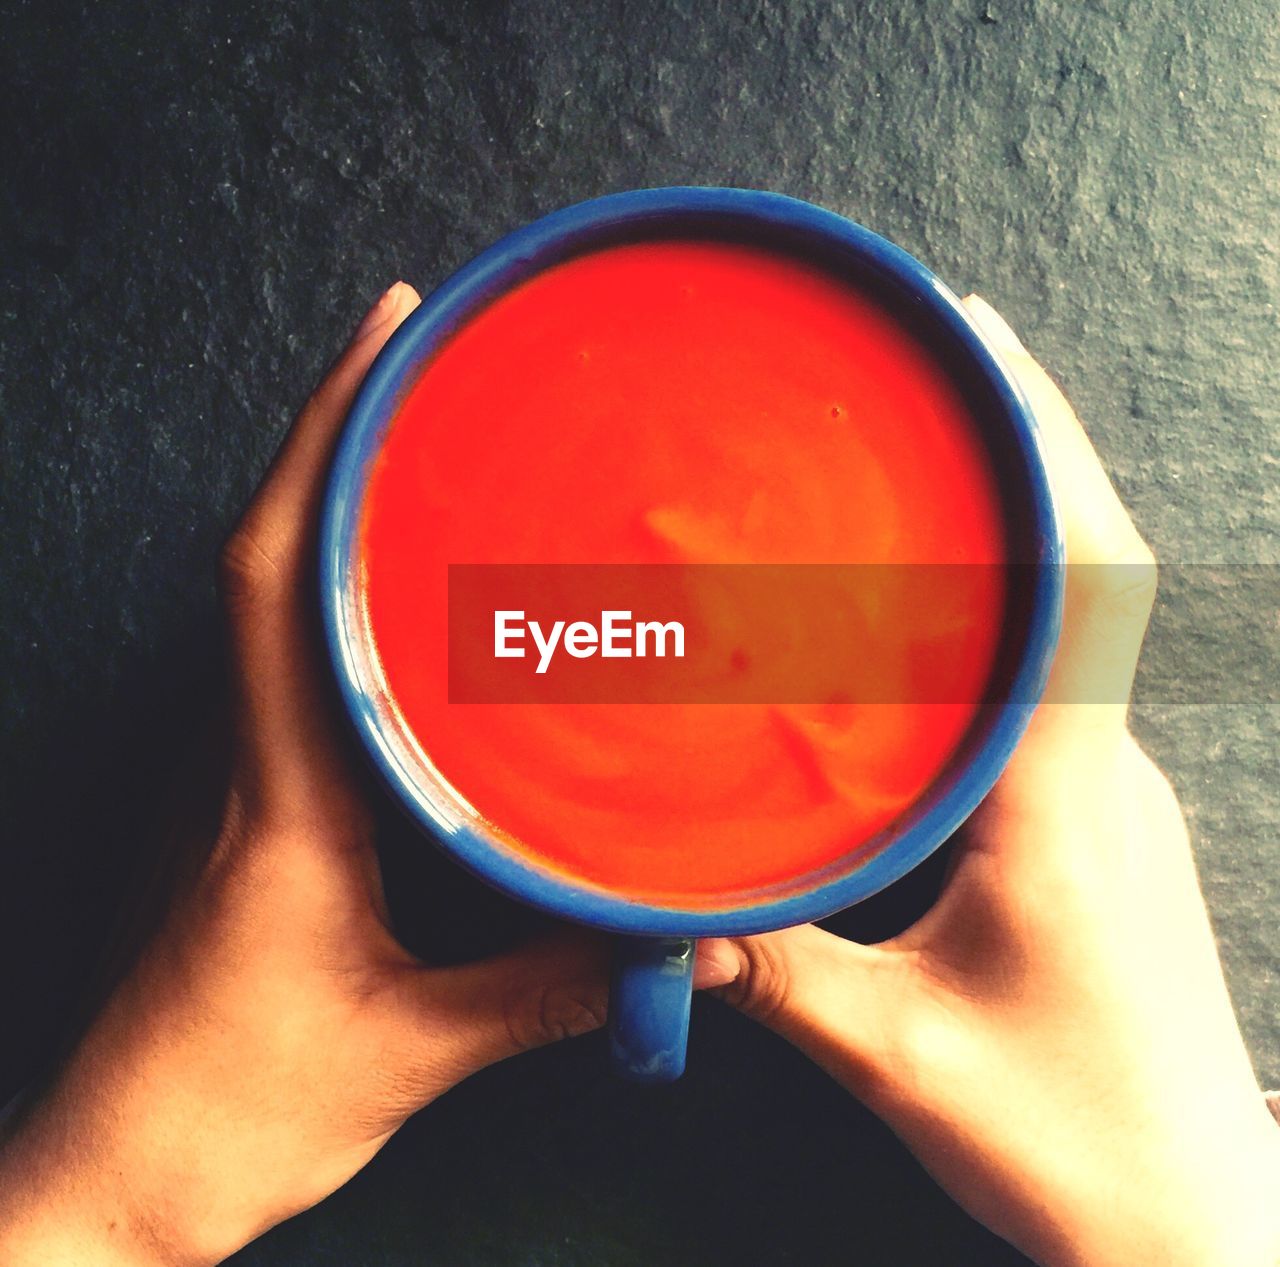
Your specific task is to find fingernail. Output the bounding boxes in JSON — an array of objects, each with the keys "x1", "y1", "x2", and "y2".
[
  {"x1": 692, "y1": 939, "x2": 741, "y2": 989},
  {"x1": 355, "y1": 282, "x2": 405, "y2": 339},
  {"x1": 963, "y1": 294, "x2": 1027, "y2": 356}
]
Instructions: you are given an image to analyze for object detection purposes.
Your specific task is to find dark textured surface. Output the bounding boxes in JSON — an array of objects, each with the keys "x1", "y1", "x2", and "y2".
[{"x1": 2, "y1": 1, "x2": 1277, "y2": 1263}]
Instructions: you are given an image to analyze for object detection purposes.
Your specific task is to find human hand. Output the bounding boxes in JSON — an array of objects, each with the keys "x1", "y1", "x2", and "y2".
[
  {"x1": 0, "y1": 284, "x2": 738, "y2": 1267},
  {"x1": 713, "y1": 297, "x2": 1280, "y2": 1267}
]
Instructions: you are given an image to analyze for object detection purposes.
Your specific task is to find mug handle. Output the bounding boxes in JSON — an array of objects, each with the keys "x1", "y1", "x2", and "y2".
[{"x1": 608, "y1": 936, "x2": 695, "y2": 1082}]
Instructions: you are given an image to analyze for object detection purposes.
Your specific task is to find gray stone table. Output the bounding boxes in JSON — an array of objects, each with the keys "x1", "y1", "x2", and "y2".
[{"x1": 2, "y1": 2, "x2": 1275, "y2": 1263}]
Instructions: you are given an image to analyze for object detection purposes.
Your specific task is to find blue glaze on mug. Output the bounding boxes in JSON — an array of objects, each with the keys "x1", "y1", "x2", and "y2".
[
  {"x1": 319, "y1": 187, "x2": 1065, "y2": 1082},
  {"x1": 609, "y1": 938, "x2": 696, "y2": 1083}
]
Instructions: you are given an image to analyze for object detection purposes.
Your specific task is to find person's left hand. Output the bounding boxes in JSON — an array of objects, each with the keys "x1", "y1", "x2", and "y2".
[{"x1": 0, "y1": 282, "x2": 740, "y2": 1267}]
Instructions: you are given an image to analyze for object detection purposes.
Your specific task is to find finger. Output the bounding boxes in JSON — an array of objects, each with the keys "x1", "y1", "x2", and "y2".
[
  {"x1": 963, "y1": 296, "x2": 1157, "y2": 738},
  {"x1": 388, "y1": 933, "x2": 747, "y2": 1092},
  {"x1": 713, "y1": 925, "x2": 905, "y2": 1103},
  {"x1": 217, "y1": 283, "x2": 420, "y2": 791},
  {"x1": 217, "y1": 280, "x2": 421, "y2": 703},
  {"x1": 222, "y1": 280, "x2": 421, "y2": 602},
  {"x1": 387, "y1": 931, "x2": 612, "y2": 1091}
]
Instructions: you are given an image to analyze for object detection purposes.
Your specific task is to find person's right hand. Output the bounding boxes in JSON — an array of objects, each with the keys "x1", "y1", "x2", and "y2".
[{"x1": 713, "y1": 296, "x2": 1280, "y2": 1267}]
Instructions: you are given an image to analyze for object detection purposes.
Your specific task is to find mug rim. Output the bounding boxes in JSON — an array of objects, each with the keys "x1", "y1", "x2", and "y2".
[{"x1": 319, "y1": 185, "x2": 1065, "y2": 937}]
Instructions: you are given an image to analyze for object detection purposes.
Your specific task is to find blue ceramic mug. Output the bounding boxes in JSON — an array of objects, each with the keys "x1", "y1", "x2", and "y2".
[{"x1": 319, "y1": 187, "x2": 1064, "y2": 1083}]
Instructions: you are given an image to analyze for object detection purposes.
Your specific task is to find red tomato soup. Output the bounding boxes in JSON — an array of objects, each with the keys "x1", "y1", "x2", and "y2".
[{"x1": 358, "y1": 239, "x2": 1007, "y2": 907}]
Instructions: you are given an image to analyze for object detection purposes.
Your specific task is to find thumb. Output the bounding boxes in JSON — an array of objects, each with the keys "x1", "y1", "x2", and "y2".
[
  {"x1": 417, "y1": 932, "x2": 610, "y2": 1075},
  {"x1": 391, "y1": 932, "x2": 745, "y2": 1085},
  {"x1": 715, "y1": 924, "x2": 905, "y2": 1100}
]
